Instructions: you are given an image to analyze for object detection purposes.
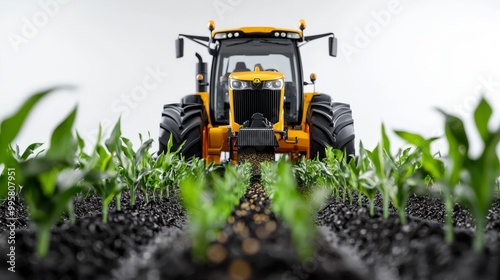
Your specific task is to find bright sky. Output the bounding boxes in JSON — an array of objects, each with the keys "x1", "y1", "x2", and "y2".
[{"x1": 1, "y1": 0, "x2": 499, "y2": 157}]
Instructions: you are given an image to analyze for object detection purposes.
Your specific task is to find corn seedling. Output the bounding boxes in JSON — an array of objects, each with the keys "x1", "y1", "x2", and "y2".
[
  {"x1": 378, "y1": 125, "x2": 422, "y2": 224},
  {"x1": 180, "y1": 163, "x2": 250, "y2": 261},
  {"x1": 293, "y1": 158, "x2": 333, "y2": 196},
  {"x1": 0, "y1": 88, "x2": 60, "y2": 200},
  {"x1": 365, "y1": 139, "x2": 393, "y2": 219},
  {"x1": 389, "y1": 146, "x2": 422, "y2": 224},
  {"x1": 350, "y1": 142, "x2": 378, "y2": 216},
  {"x1": 77, "y1": 124, "x2": 126, "y2": 223},
  {"x1": 144, "y1": 134, "x2": 186, "y2": 201},
  {"x1": 263, "y1": 160, "x2": 324, "y2": 260},
  {"x1": 442, "y1": 98, "x2": 500, "y2": 251},
  {"x1": 104, "y1": 120, "x2": 153, "y2": 207},
  {"x1": 394, "y1": 129, "x2": 453, "y2": 238},
  {"x1": 323, "y1": 147, "x2": 356, "y2": 203},
  {"x1": 19, "y1": 108, "x2": 84, "y2": 257}
]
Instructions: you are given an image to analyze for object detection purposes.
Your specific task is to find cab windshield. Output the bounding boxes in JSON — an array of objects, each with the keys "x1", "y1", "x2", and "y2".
[{"x1": 212, "y1": 38, "x2": 301, "y2": 124}]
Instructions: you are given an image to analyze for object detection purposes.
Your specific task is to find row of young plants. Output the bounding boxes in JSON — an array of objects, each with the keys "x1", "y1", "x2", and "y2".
[
  {"x1": 178, "y1": 158, "x2": 329, "y2": 262},
  {"x1": 180, "y1": 162, "x2": 251, "y2": 261},
  {"x1": 295, "y1": 97, "x2": 500, "y2": 251},
  {"x1": 1, "y1": 88, "x2": 498, "y2": 263},
  {"x1": 261, "y1": 160, "x2": 328, "y2": 259},
  {"x1": 0, "y1": 88, "x2": 201, "y2": 258}
]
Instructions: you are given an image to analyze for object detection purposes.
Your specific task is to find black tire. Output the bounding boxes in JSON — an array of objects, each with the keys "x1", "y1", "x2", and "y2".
[
  {"x1": 307, "y1": 99, "x2": 355, "y2": 160},
  {"x1": 181, "y1": 94, "x2": 203, "y2": 106},
  {"x1": 310, "y1": 93, "x2": 332, "y2": 104},
  {"x1": 158, "y1": 102, "x2": 205, "y2": 158}
]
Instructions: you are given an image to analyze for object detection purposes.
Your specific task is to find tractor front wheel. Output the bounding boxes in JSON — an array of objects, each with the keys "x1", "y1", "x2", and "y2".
[
  {"x1": 307, "y1": 97, "x2": 355, "y2": 160},
  {"x1": 158, "y1": 102, "x2": 205, "y2": 158}
]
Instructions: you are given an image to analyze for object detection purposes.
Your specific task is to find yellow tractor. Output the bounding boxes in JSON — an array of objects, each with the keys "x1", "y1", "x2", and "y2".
[{"x1": 158, "y1": 20, "x2": 355, "y2": 164}]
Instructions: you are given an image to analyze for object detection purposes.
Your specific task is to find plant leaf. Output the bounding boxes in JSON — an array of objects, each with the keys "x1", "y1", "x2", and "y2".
[
  {"x1": 0, "y1": 88, "x2": 58, "y2": 163},
  {"x1": 46, "y1": 107, "x2": 78, "y2": 162},
  {"x1": 105, "y1": 119, "x2": 121, "y2": 153},
  {"x1": 381, "y1": 123, "x2": 391, "y2": 158},
  {"x1": 21, "y1": 143, "x2": 44, "y2": 161},
  {"x1": 474, "y1": 97, "x2": 492, "y2": 143},
  {"x1": 135, "y1": 139, "x2": 154, "y2": 164}
]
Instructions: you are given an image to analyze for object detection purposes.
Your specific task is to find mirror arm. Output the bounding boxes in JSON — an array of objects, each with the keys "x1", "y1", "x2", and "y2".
[
  {"x1": 304, "y1": 32, "x2": 334, "y2": 42},
  {"x1": 178, "y1": 34, "x2": 210, "y2": 48},
  {"x1": 299, "y1": 32, "x2": 335, "y2": 48}
]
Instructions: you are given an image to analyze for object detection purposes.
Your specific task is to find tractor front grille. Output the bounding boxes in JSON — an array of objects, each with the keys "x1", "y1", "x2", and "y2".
[{"x1": 233, "y1": 89, "x2": 281, "y2": 124}]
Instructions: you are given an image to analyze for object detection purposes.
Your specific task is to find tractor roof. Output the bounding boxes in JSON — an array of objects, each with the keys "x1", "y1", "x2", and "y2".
[{"x1": 211, "y1": 26, "x2": 303, "y2": 40}]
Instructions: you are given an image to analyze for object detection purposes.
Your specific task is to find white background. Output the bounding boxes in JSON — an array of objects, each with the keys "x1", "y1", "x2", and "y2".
[{"x1": 1, "y1": 0, "x2": 499, "y2": 157}]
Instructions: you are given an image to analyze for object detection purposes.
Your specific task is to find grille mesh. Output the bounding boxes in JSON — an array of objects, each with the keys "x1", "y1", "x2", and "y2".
[{"x1": 233, "y1": 89, "x2": 280, "y2": 124}]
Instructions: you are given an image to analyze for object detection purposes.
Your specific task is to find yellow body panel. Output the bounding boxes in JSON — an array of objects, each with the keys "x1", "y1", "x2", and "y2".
[
  {"x1": 207, "y1": 126, "x2": 228, "y2": 164},
  {"x1": 301, "y1": 92, "x2": 318, "y2": 126},
  {"x1": 230, "y1": 71, "x2": 284, "y2": 81}
]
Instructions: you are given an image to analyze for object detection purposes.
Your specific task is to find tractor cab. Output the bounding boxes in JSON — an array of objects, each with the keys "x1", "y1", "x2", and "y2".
[{"x1": 211, "y1": 36, "x2": 301, "y2": 126}]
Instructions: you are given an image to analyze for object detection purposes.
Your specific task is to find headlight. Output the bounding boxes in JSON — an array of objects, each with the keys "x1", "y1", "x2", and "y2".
[
  {"x1": 263, "y1": 79, "x2": 283, "y2": 90},
  {"x1": 230, "y1": 79, "x2": 252, "y2": 90},
  {"x1": 214, "y1": 33, "x2": 227, "y2": 39}
]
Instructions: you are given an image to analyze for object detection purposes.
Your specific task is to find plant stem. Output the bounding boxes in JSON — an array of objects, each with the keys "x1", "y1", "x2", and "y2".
[
  {"x1": 473, "y1": 216, "x2": 485, "y2": 252},
  {"x1": 102, "y1": 200, "x2": 109, "y2": 223},
  {"x1": 130, "y1": 185, "x2": 136, "y2": 206},
  {"x1": 369, "y1": 199, "x2": 375, "y2": 216},
  {"x1": 144, "y1": 188, "x2": 149, "y2": 204},
  {"x1": 116, "y1": 193, "x2": 121, "y2": 211},
  {"x1": 383, "y1": 190, "x2": 389, "y2": 219},
  {"x1": 36, "y1": 225, "x2": 50, "y2": 258},
  {"x1": 68, "y1": 202, "x2": 76, "y2": 225},
  {"x1": 399, "y1": 209, "x2": 406, "y2": 224}
]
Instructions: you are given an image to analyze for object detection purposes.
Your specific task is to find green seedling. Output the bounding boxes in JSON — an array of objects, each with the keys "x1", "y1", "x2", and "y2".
[
  {"x1": 263, "y1": 160, "x2": 323, "y2": 260},
  {"x1": 180, "y1": 163, "x2": 250, "y2": 261},
  {"x1": 351, "y1": 142, "x2": 378, "y2": 216},
  {"x1": 77, "y1": 124, "x2": 125, "y2": 223},
  {"x1": 443, "y1": 98, "x2": 500, "y2": 251},
  {"x1": 19, "y1": 108, "x2": 83, "y2": 257},
  {"x1": 0, "y1": 88, "x2": 60, "y2": 200}
]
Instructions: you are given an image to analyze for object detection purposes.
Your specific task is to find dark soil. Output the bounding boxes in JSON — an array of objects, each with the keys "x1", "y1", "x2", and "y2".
[
  {"x1": 0, "y1": 197, "x2": 29, "y2": 232},
  {"x1": 0, "y1": 184, "x2": 499, "y2": 280},
  {"x1": 318, "y1": 192, "x2": 500, "y2": 280},
  {"x1": 0, "y1": 190, "x2": 184, "y2": 280}
]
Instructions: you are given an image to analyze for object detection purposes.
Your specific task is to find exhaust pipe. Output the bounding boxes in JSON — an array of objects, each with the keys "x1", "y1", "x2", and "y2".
[{"x1": 195, "y1": 53, "x2": 208, "y2": 92}]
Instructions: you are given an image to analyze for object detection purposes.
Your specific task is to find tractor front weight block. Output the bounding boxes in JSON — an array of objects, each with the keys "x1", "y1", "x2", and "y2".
[{"x1": 235, "y1": 113, "x2": 279, "y2": 149}]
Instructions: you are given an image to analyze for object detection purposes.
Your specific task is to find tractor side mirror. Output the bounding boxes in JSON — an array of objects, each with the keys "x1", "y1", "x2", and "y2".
[
  {"x1": 208, "y1": 41, "x2": 218, "y2": 56},
  {"x1": 329, "y1": 36, "x2": 337, "y2": 57},
  {"x1": 175, "y1": 38, "x2": 184, "y2": 58}
]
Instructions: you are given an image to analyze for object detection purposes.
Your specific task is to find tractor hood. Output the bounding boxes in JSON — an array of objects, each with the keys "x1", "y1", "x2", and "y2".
[
  {"x1": 229, "y1": 69, "x2": 284, "y2": 90},
  {"x1": 229, "y1": 71, "x2": 284, "y2": 81}
]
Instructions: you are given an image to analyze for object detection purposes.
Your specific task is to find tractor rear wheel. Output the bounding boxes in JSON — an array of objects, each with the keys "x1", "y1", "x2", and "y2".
[
  {"x1": 307, "y1": 97, "x2": 355, "y2": 160},
  {"x1": 158, "y1": 101, "x2": 205, "y2": 158}
]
